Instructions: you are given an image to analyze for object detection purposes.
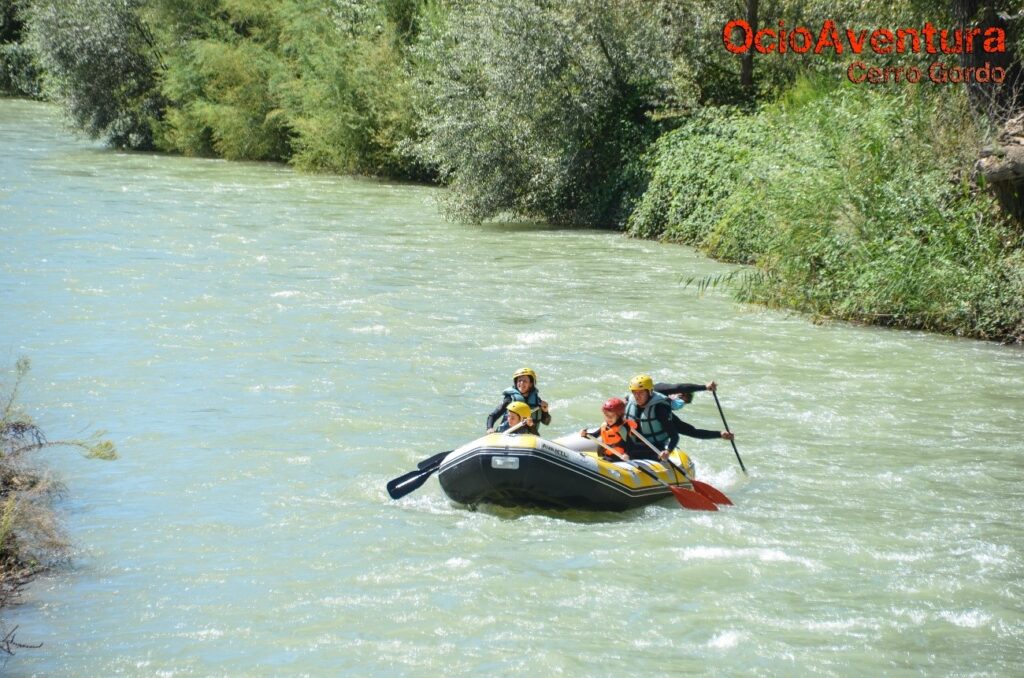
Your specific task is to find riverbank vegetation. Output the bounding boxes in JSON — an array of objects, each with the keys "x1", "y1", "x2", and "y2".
[
  {"x1": 631, "y1": 80, "x2": 1024, "y2": 338},
  {"x1": 0, "y1": 358, "x2": 116, "y2": 650},
  {"x1": 3, "y1": 0, "x2": 1022, "y2": 341}
]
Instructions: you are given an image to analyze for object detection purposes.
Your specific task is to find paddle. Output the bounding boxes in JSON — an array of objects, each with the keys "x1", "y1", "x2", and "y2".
[
  {"x1": 712, "y1": 391, "x2": 747, "y2": 475},
  {"x1": 630, "y1": 429, "x2": 733, "y2": 506},
  {"x1": 386, "y1": 461, "x2": 443, "y2": 500},
  {"x1": 662, "y1": 455, "x2": 732, "y2": 505},
  {"x1": 584, "y1": 434, "x2": 717, "y2": 511},
  {"x1": 417, "y1": 450, "x2": 452, "y2": 470},
  {"x1": 387, "y1": 418, "x2": 531, "y2": 500}
]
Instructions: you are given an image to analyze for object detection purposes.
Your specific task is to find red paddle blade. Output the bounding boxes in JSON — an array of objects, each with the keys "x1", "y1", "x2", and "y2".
[
  {"x1": 691, "y1": 479, "x2": 733, "y2": 506},
  {"x1": 669, "y1": 486, "x2": 719, "y2": 511}
]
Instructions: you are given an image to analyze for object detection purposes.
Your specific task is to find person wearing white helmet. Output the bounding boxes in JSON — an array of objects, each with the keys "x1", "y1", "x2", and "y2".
[{"x1": 485, "y1": 367, "x2": 551, "y2": 434}]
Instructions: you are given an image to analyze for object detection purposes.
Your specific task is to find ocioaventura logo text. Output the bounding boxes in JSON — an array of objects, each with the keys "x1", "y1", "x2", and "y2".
[{"x1": 723, "y1": 19, "x2": 1008, "y2": 84}]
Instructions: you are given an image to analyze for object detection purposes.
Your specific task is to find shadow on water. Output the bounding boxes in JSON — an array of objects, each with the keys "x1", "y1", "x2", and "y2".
[{"x1": 472, "y1": 219, "x2": 610, "y2": 234}]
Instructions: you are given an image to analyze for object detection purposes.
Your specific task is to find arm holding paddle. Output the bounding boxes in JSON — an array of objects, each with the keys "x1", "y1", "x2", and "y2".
[
  {"x1": 713, "y1": 390, "x2": 747, "y2": 475},
  {"x1": 672, "y1": 416, "x2": 734, "y2": 443},
  {"x1": 656, "y1": 380, "x2": 717, "y2": 407},
  {"x1": 484, "y1": 395, "x2": 512, "y2": 433}
]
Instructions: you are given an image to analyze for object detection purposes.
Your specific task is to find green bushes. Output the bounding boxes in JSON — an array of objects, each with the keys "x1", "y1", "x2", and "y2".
[
  {"x1": 159, "y1": 38, "x2": 291, "y2": 160},
  {"x1": 24, "y1": 0, "x2": 165, "y2": 148},
  {"x1": 23, "y1": 0, "x2": 422, "y2": 173},
  {"x1": 410, "y1": 0, "x2": 682, "y2": 226},
  {"x1": 0, "y1": 41, "x2": 39, "y2": 97},
  {"x1": 632, "y1": 79, "x2": 1024, "y2": 341},
  {"x1": 0, "y1": 0, "x2": 38, "y2": 96},
  {"x1": 274, "y1": 0, "x2": 424, "y2": 178},
  {"x1": 147, "y1": 0, "x2": 425, "y2": 174},
  {"x1": 14, "y1": 0, "x2": 1024, "y2": 341},
  {"x1": 627, "y1": 110, "x2": 760, "y2": 255}
]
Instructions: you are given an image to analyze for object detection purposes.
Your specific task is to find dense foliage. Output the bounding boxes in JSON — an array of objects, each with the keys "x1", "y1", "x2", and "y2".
[
  {"x1": 0, "y1": 0, "x2": 40, "y2": 96},
  {"x1": 24, "y1": 0, "x2": 165, "y2": 148},
  {"x1": 632, "y1": 80, "x2": 1024, "y2": 341},
  {"x1": 410, "y1": 0, "x2": 688, "y2": 226},
  {"x1": 6, "y1": 0, "x2": 1024, "y2": 340}
]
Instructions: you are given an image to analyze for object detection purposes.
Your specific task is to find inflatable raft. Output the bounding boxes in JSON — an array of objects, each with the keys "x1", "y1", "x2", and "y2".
[{"x1": 436, "y1": 432, "x2": 697, "y2": 511}]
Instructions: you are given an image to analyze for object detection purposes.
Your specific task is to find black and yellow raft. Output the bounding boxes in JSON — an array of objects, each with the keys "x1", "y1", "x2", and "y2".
[{"x1": 436, "y1": 432, "x2": 696, "y2": 511}]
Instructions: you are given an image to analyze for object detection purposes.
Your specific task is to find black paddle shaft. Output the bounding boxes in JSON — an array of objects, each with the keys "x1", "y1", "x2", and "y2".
[{"x1": 713, "y1": 391, "x2": 747, "y2": 475}]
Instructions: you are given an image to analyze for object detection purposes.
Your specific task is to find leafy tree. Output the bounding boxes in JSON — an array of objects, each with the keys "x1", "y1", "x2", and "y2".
[
  {"x1": 0, "y1": 0, "x2": 19, "y2": 44},
  {"x1": 150, "y1": 0, "x2": 291, "y2": 160},
  {"x1": 275, "y1": 0, "x2": 424, "y2": 177},
  {"x1": 24, "y1": 0, "x2": 165, "y2": 148},
  {"x1": 0, "y1": 0, "x2": 40, "y2": 96},
  {"x1": 411, "y1": 0, "x2": 686, "y2": 226}
]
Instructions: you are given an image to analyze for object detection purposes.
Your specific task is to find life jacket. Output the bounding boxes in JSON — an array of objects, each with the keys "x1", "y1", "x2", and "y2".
[
  {"x1": 497, "y1": 387, "x2": 544, "y2": 432},
  {"x1": 495, "y1": 416, "x2": 537, "y2": 435},
  {"x1": 599, "y1": 419, "x2": 637, "y2": 457},
  {"x1": 625, "y1": 391, "x2": 671, "y2": 449}
]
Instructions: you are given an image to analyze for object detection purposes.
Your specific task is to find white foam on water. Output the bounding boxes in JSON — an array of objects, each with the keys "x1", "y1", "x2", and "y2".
[
  {"x1": 939, "y1": 609, "x2": 990, "y2": 628},
  {"x1": 515, "y1": 331, "x2": 555, "y2": 345},
  {"x1": 674, "y1": 546, "x2": 820, "y2": 570},
  {"x1": 708, "y1": 630, "x2": 741, "y2": 649},
  {"x1": 352, "y1": 324, "x2": 389, "y2": 334}
]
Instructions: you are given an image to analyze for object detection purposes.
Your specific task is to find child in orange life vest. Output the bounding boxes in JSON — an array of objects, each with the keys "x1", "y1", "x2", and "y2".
[{"x1": 578, "y1": 398, "x2": 642, "y2": 460}]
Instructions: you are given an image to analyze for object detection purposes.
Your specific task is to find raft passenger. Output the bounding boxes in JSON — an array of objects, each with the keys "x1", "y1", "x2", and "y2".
[
  {"x1": 624, "y1": 374, "x2": 680, "y2": 460},
  {"x1": 498, "y1": 401, "x2": 535, "y2": 435},
  {"x1": 654, "y1": 380, "x2": 718, "y2": 410},
  {"x1": 485, "y1": 367, "x2": 551, "y2": 435},
  {"x1": 626, "y1": 374, "x2": 734, "y2": 459},
  {"x1": 578, "y1": 397, "x2": 641, "y2": 460}
]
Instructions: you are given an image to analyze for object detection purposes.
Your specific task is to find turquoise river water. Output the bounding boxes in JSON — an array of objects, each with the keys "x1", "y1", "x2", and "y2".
[{"x1": 1, "y1": 98, "x2": 1023, "y2": 676}]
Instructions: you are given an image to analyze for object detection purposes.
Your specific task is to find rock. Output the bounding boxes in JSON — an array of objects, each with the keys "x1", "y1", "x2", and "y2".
[{"x1": 976, "y1": 112, "x2": 1024, "y2": 221}]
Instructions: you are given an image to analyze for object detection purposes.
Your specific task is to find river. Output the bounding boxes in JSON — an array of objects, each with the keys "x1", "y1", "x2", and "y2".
[{"x1": 2, "y1": 98, "x2": 1023, "y2": 676}]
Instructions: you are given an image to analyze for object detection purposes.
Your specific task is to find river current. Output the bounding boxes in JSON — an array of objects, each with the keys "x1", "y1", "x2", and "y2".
[{"x1": 1, "y1": 98, "x2": 1023, "y2": 676}]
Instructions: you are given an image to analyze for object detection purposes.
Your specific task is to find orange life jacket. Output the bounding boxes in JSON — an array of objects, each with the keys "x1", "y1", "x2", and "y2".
[{"x1": 600, "y1": 419, "x2": 637, "y2": 457}]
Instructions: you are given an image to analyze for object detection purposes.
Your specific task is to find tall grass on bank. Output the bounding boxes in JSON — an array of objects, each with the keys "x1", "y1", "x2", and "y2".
[
  {"x1": 0, "y1": 358, "x2": 116, "y2": 654},
  {"x1": 630, "y1": 79, "x2": 1024, "y2": 343}
]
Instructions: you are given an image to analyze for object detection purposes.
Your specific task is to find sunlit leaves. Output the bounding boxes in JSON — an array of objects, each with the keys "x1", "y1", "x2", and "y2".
[
  {"x1": 24, "y1": 0, "x2": 165, "y2": 148},
  {"x1": 411, "y1": 0, "x2": 684, "y2": 226}
]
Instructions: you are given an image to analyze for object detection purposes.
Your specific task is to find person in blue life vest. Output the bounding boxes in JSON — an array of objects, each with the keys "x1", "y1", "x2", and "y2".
[
  {"x1": 654, "y1": 380, "x2": 719, "y2": 411},
  {"x1": 625, "y1": 374, "x2": 733, "y2": 460},
  {"x1": 485, "y1": 367, "x2": 551, "y2": 435},
  {"x1": 578, "y1": 397, "x2": 643, "y2": 460},
  {"x1": 498, "y1": 401, "x2": 535, "y2": 435}
]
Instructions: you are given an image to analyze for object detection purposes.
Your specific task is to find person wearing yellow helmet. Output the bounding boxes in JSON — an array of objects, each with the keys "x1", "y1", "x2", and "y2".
[
  {"x1": 624, "y1": 374, "x2": 677, "y2": 459},
  {"x1": 485, "y1": 367, "x2": 551, "y2": 435},
  {"x1": 499, "y1": 401, "x2": 535, "y2": 435},
  {"x1": 625, "y1": 374, "x2": 734, "y2": 459}
]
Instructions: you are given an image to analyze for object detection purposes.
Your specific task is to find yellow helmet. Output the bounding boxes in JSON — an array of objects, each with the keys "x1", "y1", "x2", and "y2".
[
  {"x1": 512, "y1": 367, "x2": 537, "y2": 386},
  {"x1": 629, "y1": 374, "x2": 654, "y2": 392},
  {"x1": 507, "y1": 401, "x2": 532, "y2": 420}
]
